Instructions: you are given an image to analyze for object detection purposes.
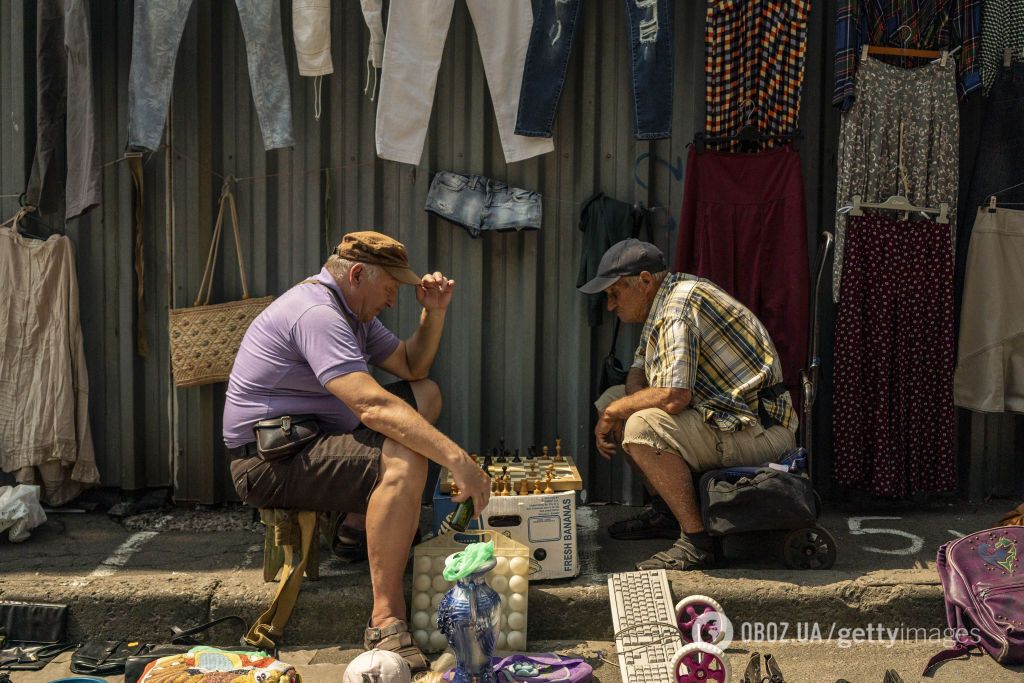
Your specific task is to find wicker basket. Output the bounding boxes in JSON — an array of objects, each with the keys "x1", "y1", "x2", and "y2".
[{"x1": 168, "y1": 179, "x2": 273, "y2": 387}]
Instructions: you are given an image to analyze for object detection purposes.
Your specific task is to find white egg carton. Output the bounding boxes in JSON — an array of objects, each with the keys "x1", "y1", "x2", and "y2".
[{"x1": 409, "y1": 530, "x2": 530, "y2": 653}]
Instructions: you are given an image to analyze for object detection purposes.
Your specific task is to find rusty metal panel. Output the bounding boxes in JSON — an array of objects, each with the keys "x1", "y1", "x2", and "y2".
[{"x1": 3, "y1": 1, "x2": 1021, "y2": 504}]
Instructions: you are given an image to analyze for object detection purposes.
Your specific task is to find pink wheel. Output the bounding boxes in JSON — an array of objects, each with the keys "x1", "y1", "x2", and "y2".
[
  {"x1": 671, "y1": 642, "x2": 730, "y2": 683},
  {"x1": 674, "y1": 594, "x2": 726, "y2": 645}
]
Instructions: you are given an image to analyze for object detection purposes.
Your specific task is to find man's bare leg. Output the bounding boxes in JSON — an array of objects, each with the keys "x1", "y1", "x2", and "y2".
[
  {"x1": 623, "y1": 442, "x2": 703, "y2": 534},
  {"x1": 344, "y1": 379, "x2": 441, "y2": 536},
  {"x1": 367, "y1": 437, "x2": 428, "y2": 627}
]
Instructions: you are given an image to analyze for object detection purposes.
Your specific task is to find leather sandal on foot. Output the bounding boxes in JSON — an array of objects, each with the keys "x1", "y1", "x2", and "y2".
[
  {"x1": 635, "y1": 535, "x2": 717, "y2": 571},
  {"x1": 364, "y1": 620, "x2": 429, "y2": 676}
]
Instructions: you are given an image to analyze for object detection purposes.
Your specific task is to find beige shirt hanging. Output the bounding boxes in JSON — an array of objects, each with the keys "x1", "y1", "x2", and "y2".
[{"x1": 0, "y1": 228, "x2": 99, "y2": 505}]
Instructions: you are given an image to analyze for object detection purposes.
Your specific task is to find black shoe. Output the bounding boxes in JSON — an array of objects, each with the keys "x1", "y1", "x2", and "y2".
[{"x1": 608, "y1": 506, "x2": 681, "y2": 540}]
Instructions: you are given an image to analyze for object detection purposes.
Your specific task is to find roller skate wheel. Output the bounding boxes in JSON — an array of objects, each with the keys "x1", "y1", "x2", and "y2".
[
  {"x1": 671, "y1": 642, "x2": 730, "y2": 683},
  {"x1": 674, "y1": 594, "x2": 726, "y2": 645}
]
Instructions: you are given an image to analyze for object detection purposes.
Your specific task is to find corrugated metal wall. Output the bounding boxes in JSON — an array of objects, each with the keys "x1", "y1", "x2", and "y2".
[{"x1": 2, "y1": 1, "x2": 1020, "y2": 504}]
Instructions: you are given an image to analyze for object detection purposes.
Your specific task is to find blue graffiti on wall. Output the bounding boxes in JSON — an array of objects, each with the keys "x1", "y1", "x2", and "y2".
[{"x1": 633, "y1": 152, "x2": 683, "y2": 232}]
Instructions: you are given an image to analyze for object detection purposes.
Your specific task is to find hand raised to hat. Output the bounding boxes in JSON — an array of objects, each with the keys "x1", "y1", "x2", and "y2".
[{"x1": 416, "y1": 271, "x2": 455, "y2": 311}]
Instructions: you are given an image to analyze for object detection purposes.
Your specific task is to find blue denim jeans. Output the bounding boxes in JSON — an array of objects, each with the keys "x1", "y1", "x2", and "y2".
[
  {"x1": 128, "y1": 0, "x2": 294, "y2": 151},
  {"x1": 424, "y1": 172, "x2": 542, "y2": 238},
  {"x1": 515, "y1": 0, "x2": 673, "y2": 139}
]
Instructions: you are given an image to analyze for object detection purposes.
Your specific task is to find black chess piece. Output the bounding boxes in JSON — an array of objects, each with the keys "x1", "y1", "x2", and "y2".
[
  {"x1": 527, "y1": 445, "x2": 536, "y2": 460},
  {"x1": 512, "y1": 448, "x2": 522, "y2": 463},
  {"x1": 496, "y1": 446, "x2": 507, "y2": 463},
  {"x1": 483, "y1": 450, "x2": 493, "y2": 470},
  {"x1": 501, "y1": 465, "x2": 509, "y2": 479}
]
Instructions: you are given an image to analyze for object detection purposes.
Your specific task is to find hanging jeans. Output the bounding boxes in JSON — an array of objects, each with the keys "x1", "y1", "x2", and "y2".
[
  {"x1": 375, "y1": 0, "x2": 554, "y2": 165},
  {"x1": 128, "y1": 0, "x2": 294, "y2": 151},
  {"x1": 25, "y1": 0, "x2": 101, "y2": 221},
  {"x1": 515, "y1": 0, "x2": 673, "y2": 139}
]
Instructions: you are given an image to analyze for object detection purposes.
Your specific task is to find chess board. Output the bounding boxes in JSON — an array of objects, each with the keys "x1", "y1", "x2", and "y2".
[{"x1": 439, "y1": 454, "x2": 583, "y2": 494}]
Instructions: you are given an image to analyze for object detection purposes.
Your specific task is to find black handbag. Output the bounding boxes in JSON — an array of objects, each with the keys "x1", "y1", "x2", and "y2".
[
  {"x1": 699, "y1": 467, "x2": 816, "y2": 535},
  {"x1": 0, "y1": 601, "x2": 75, "y2": 671},
  {"x1": 253, "y1": 414, "x2": 321, "y2": 460},
  {"x1": 598, "y1": 318, "x2": 630, "y2": 393},
  {"x1": 71, "y1": 640, "x2": 150, "y2": 676}
]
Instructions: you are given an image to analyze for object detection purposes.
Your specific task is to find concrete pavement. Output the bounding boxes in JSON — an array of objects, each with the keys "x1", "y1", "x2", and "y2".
[{"x1": 2, "y1": 499, "x2": 1022, "y2": 681}]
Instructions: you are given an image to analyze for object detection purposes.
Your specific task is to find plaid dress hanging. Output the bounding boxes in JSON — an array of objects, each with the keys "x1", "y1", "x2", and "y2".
[{"x1": 704, "y1": 0, "x2": 811, "y2": 150}]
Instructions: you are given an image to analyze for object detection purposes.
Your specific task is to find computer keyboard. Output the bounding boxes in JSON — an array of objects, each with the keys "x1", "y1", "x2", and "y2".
[{"x1": 607, "y1": 569, "x2": 682, "y2": 683}]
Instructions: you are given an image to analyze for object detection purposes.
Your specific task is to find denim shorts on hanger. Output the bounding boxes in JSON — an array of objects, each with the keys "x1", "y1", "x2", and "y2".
[{"x1": 425, "y1": 171, "x2": 542, "y2": 238}]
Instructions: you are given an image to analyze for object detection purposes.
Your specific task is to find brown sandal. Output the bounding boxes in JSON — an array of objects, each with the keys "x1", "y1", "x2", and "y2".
[{"x1": 364, "y1": 620, "x2": 430, "y2": 676}]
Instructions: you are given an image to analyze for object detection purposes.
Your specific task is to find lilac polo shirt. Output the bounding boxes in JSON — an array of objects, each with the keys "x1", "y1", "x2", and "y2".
[{"x1": 222, "y1": 267, "x2": 400, "y2": 448}]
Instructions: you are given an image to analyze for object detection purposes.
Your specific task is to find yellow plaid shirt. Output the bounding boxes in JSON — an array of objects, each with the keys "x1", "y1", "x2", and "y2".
[{"x1": 632, "y1": 273, "x2": 795, "y2": 432}]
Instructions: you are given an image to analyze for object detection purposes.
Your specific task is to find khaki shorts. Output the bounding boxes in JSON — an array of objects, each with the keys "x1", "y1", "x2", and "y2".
[{"x1": 595, "y1": 385, "x2": 796, "y2": 473}]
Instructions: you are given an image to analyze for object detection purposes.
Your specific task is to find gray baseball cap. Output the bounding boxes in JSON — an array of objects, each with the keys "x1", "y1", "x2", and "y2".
[{"x1": 578, "y1": 238, "x2": 667, "y2": 294}]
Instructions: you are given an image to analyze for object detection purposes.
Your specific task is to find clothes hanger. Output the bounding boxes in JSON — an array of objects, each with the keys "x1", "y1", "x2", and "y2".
[
  {"x1": 861, "y1": 24, "x2": 948, "y2": 65},
  {"x1": 0, "y1": 195, "x2": 55, "y2": 240},
  {"x1": 849, "y1": 194, "x2": 949, "y2": 223},
  {"x1": 692, "y1": 100, "x2": 802, "y2": 152},
  {"x1": 999, "y1": 47, "x2": 1024, "y2": 67}
]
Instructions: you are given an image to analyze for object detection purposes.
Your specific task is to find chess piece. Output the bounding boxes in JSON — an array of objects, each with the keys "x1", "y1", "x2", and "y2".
[
  {"x1": 518, "y1": 478, "x2": 530, "y2": 496},
  {"x1": 501, "y1": 465, "x2": 509, "y2": 481},
  {"x1": 484, "y1": 450, "x2": 494, "y2": 470},
  {"x1": 512, "y1": 448, "x2": 522, "y2": 463},
  {"x1": 491, "y1": 477, "x2": 498, "y2": 494},
  {"x1": 527, "y1": 445, "x2": 536, "y2": 460},
  {"x1": 544, "y1": 472, "x2": 554, "y2": 494},
  {"x1": 529, "y1": 462, "x2": 538, "y2": 478},
  {"x1": 555, "y1": 437, "x2": 564, "y2": 462},
  {"x1": 542, "y1": 445, "x2": 549, "y2": 460},
  {"x1": 532, "y1": 479, "x2": 541, "y2": 495}
]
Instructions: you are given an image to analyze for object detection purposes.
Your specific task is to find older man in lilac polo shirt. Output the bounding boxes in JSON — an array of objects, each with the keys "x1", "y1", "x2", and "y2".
[{"x1": 225, "y1": 231, "x2": 489, "y2": 673}]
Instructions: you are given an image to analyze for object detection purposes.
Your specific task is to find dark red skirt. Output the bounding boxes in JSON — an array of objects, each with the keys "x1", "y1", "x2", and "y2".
[
  {"x1": 833, "y1": 214, "x2": 956, "y2": 497},
  {"x1": 675, "y1": 144, "x2": 809, "y2": 393}
]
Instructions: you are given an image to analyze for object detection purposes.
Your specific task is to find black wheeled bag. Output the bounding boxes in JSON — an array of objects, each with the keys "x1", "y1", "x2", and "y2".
[{"x1": 699, "y1": 467, "x2": 817, "y2": 535}]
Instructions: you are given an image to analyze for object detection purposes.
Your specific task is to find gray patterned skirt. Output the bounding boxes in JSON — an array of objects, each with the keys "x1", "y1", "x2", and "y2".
[{"x1": 833, "y1": 57, "x2": 959, "y2": 302}]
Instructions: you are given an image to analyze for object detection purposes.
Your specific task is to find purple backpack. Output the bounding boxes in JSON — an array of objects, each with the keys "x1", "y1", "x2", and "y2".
[{"x1": 924, "y1": 526, "x2": 1024, "y2": 675}]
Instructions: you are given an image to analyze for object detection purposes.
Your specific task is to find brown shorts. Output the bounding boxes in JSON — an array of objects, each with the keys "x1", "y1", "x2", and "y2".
[{"x1": 229, "y1": 380, "x2": 417, "y2": 512}]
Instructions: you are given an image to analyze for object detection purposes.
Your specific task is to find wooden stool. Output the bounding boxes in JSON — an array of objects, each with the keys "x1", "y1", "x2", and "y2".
[{"x1": 260, "y1": 508, "x2": 323, "y2": 582}]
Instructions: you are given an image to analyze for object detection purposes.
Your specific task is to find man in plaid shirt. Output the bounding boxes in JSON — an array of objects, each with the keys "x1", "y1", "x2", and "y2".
[{"x1": 581, "y1": 239, "x2": 797, "y2": 570}]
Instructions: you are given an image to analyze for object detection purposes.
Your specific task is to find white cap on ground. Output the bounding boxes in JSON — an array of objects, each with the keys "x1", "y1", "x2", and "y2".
[{"x1": 342, "y1": 649, "x2": 411, "y2": 683}]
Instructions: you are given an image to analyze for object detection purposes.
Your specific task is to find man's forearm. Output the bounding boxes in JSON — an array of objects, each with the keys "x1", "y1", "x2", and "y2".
[
  {"x1": 604, "y1": 386, "x2": 692, "y2": 421},
  {"x1": 360, "y1": 392, "x2": 464, "y2": 468},
  {"x1": 404, "y1": 308, "x2": 447, "y2": 378},
  {"x1": 625, "y1": 367, "x2": 648, "y2": 395}
]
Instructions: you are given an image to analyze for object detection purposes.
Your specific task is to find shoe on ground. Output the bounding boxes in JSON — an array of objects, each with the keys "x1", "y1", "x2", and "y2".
[
  {"x1": 635, "y1": 532, "x2": 718, "y2": 570},
  {"x1": 608, "y1": 506, "x2": 681, "y2": 540}
]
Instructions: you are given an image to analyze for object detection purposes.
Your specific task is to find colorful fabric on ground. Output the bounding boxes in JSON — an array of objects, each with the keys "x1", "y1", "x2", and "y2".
[
  {"x1": 833, "y1": 0, "x2": 982, "y2": 110},
  {"x1": 139, "y1": 646, "x2": 299, "y2": 683},
  {"x1": 705, "y1": 0, "x2": 811, "y2": 150},
  {"x1": 632, "y1": 274, "x2": 794, "y2": 433}
]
